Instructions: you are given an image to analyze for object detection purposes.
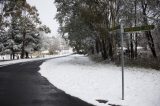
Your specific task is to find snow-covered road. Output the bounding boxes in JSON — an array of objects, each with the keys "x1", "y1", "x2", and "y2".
[{"x1": 40, "y1": 54, "x2": 160, "y2": 106}]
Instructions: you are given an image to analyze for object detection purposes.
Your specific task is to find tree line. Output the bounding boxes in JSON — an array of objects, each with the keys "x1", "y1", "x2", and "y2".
[
  {"x1": 0, "y1": 0, "x2": 50, "y2": 59},
  {"x1": 54, "y1": 0, "x2": 160, "y2": 61}
]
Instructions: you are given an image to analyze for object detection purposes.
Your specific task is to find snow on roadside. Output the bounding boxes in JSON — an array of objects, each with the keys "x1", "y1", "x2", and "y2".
[
  {"x1": 0, "y1": 54, "x2": 72, "y2": 67},
  {"x1": 40, "y1": 54, "x2": 160, "y2": 106}
]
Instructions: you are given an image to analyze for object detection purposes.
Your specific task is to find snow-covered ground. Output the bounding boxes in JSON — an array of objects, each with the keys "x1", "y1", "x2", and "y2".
[
  {"x1": 0, "y1": 54, "x2": 72, "y2": 67},
  {"x1": 0, "y1": 55, "x2": 11, "y2": 60},
  {"x1": 0, "y1": 49, "x2": 73, "y2": 67},
  {"x1": 40, "y1": 54, "x2": 160, "y2": 106}
]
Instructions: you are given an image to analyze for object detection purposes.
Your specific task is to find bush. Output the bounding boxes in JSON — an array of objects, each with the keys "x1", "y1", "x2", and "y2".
[
  {"x1": 116, "y1": 57, "x2": 160, "y2": 70},
  {"x1": 89, "y1": 54, "x2": 103, "y2": 62}
]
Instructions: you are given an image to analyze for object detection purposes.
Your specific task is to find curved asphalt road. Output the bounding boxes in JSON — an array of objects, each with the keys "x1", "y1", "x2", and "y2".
[{"x1": 0, "y1": 59, "x2": 94, "y2": 106}]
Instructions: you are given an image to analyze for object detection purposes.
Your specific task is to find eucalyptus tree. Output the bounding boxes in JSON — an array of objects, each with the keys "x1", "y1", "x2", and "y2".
[
  {"x1": 120, "y1": 0, "x2": 137, "y2": 59},
  {"x1": 55, "y1": 0, "x2": 113, "y2": 59},
  {"x1": 79, "y1": 0, "x2": 110, "y2": 58},
  {"x1": 2, "y1": 0, "x2": 50, "y2": 59},
  {"x1": 121, "y1": 0, "x2": 160, "y2": 58},
  {"x1": 140, "y1": 0, "x2": 159, "y2": 58},
  {"x1": 2, "y1": 0, "x2": 27, "y2": 59},
  {"x1": 55, "y1": 0, "x2": 160, "y2": 60},
  {"x1": 0, "y1": 0, "x2": 7, "y2": 55},
  {"x1": 55, "y1": 0, "x2": 95, "y2": 54},
  {"x1": 18, "y1": 4, "x2": 42, "y2": 58}
]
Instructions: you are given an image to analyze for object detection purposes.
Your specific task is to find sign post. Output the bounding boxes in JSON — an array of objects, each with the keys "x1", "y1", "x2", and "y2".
[
  {"x1": 124, "y1": 25, "x2": 155, "y2": 32},
  {"x1": 109, "y1": 24, "x2": 155, "y2": 100},
  {"x1": 120, "y1": 23, "x2": 124, "y2": 100}
]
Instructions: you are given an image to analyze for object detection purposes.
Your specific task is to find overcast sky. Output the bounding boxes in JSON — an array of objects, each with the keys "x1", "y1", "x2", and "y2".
[{"x1": 27, "y1": 0, "x2": 59, "y2": 37}]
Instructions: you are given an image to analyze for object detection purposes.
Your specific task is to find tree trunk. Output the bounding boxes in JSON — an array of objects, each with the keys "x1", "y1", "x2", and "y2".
[
  {"x1": 109, "y1": 41, "x2": 113, "y2": 59},
  {"x1": 101, "y1": 40, "x2": 107, "y2": 60},
  {"x1": 21, "y1": 45, "x2": 25, "y2": 59},
  {"x1": 134, "y1": 0, "x2": 138, "y2": 58},
  {"x1": 21, "y1": 31, "x2": 26, "y2": 59},
  {"x1": 135, "y1": 33, "x2": 138, "y2": 58},
  {"x1": 145, "y1": 31, "x2": 157, "y2": 58},
  {"x1": 75, "y1": 45, "x2": 80, "y2": 54},
  {"x1": 142, "y1": 3, "x2": 157, "y2": 58},
  {"x1": 13, "y1": 53, "x2": 15, "y2": 60},
  {"x1": 10, "y1": 54, "x2": 12, "y2": 60},
  {"x1": 25, "y1": 52, "x2": 29, "y2": 58},
  {"x1": 10, "y1": 49, "x2": 15, "y2": 60},
  {"x1": 95, "y1": 38, "x2": 100, "y2": 54},
  {"x1": 130, "y1": 34, "x2": 134, "y2": 59}
]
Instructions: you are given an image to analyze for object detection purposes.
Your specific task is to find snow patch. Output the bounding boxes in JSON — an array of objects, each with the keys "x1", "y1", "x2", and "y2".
[
  {"x1": 0, "y1": 54, "x2": 73, "y2": 67},
  {"x1": 40, "y1": 54, "x2": 160, "y2": 106}
]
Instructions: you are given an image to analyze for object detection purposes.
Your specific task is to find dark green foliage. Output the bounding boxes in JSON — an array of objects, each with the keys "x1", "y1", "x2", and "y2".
[
  {"x1": 0, "y1": 0, "x2": 50, "y2": 59},
  {"x1": 55, "y1": 0, "x2": 160, "y2": 69}
]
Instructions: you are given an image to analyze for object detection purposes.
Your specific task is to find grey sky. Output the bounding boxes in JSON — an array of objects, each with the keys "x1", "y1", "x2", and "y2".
[{"x1": 27, "y1": 0, "x2": 59, "y2": 36}]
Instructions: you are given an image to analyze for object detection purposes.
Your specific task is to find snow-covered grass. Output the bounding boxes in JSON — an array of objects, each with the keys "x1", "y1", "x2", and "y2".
[
  {"x1": 0, "y1": 54, "x2": 72, "y2": 67},
  {"x1": 0, "y1": 55, "x2": 10, "y2": 60},
  {"x1": 40, "y1": 54, "x2": 160, "y2": 106}
]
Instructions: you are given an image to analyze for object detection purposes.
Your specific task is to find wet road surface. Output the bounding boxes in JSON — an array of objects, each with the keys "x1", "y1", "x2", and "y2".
[{"x1": 0, "y1": 59, "x2": 94, "y2": 106}]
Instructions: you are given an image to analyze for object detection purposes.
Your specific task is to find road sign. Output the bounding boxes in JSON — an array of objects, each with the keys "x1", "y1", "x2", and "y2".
[
  {"x1": 109, "y1": 25, "x2": 120, "y2": 31},
  {"x1": 109, "y1": 24, "x2": 155, "y2": 100},
  {"x1": 124, "y1": 25, "x2": 155, "y2": 32}
]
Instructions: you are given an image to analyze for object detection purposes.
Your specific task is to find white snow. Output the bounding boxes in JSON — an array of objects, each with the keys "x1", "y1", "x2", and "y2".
[
  {"x1": 0, "y1": 55, "x2": 10, "y2": 60},
  {"x1": 41, "y1": 50, "x2": 49, "y2": 54},
  {"x1": 40, "y1": 54, "x2": 160, "y2": 106},
  {"x1": 0, "y1": 54, "x2": 72, "y2": 67}
]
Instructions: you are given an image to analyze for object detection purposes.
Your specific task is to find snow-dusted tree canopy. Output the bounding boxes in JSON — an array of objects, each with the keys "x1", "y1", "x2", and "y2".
[
  {"x1": 0, "y1": 0, "x2": 51, "y2": 59},
  {"x1": 40, "y1": 34, "x2": 61, "y2": 54},
  {"x1": 55, "y1": 0, "x2": 160, "y2": 60}
]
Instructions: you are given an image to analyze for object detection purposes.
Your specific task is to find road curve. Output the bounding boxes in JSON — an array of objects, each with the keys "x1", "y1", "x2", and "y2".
[{"x1": 0, "y1": 59, "x2": 94, "y2": 106}]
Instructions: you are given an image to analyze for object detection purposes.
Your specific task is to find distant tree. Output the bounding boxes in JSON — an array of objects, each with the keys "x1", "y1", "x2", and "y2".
[
  {"x1": 40, "y1": 35, "x2": 60, "y2": 54},
  {"x1": 48, "y1": 37, "x2": 60, "y2": 54}
]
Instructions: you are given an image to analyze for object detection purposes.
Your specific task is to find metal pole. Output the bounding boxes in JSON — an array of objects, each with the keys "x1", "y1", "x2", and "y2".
[{"x1": 120, "y1": 23, "x2": 124, "y2": 100}]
